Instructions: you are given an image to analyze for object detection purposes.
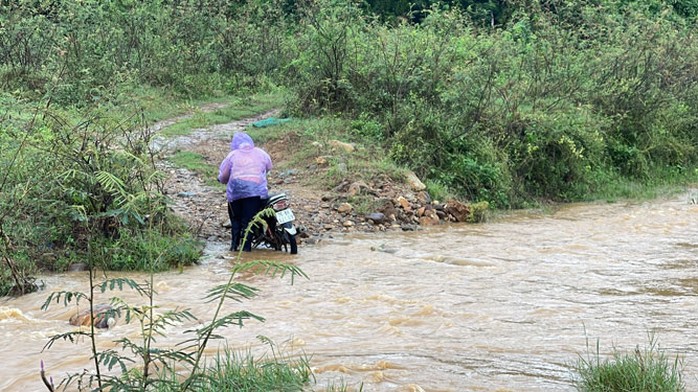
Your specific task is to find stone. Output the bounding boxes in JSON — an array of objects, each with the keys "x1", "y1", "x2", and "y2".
[
  {"x1": 69, "y1": 304, "x2": 117, "y2": 329},
  {"x1": 328, "y1": 139, "x2": 355, "y2": 153},
  {"x1": 366, "y1": 212, "x2": 386, "y2": 224},
  {"x1": 337, "y1": 202, "x2": 353, "y2": 214},
  {"x1": 419, "y1": 211, "x2": 440, "y2": 226},
  {"x1": 396, "y1": 196, "x2": 411, "y2": 211},
  {"x1": 416, "y1": 191, "x2": 432, "y2": 205},
  {"x1": 444, "y1": 200, "x2": 470, "y2": 222},
  {"x1": 343, "y1": 220, "x2": 354, "y2": 227},
  {"x1": 405, "y1": 171, "x2": 426, "y2": 191}
]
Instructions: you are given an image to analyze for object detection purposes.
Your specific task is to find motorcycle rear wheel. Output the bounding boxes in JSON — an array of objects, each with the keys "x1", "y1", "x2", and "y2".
[{"x1": 282, "y1": 231, "x2": 298, "y2": 255}]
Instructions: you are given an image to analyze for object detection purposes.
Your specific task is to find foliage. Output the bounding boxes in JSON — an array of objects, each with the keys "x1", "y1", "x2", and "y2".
[
  {"x1": 198, "y1": 344, "x2": 311, "y2": 391},
  {"x1": 285, "y1": 1, "x2": 698, "y2": 208},
  {"x1": 574, "y1": 335, "x2": 685, "y2": 392},
  {"x1": 0, "y1": 0, "x2": 294, "y2": 104},
  {"x1": 40, "y1": 224, "x2": 310, "y2": 391},
  {"x1": 360, "y1": 0, "x2": 698, "y2": 25},
  {"x1": 285, "y1": 0, "x2": 365, "y2": 114},
  {"x1": 467, "y1": 201, "x2": 490, "y2": 223},
  {"x1": 0, "y1": 98, "x2": 202, "y2": 295},
  {"x1": 2, "y1": 0, "x2": 697, "y2": 214}
]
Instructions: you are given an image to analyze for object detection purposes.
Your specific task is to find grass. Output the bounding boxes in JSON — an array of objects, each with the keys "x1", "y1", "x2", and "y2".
[
  {"x1": 168, "y1": 151, "x2": 222, "y2": 188},
  {"x1": 169, "y1": 151, "x2": 213, "y2": 173},
  {"x1": 148, "y1": 344, "x2": 358, "y2": 392},
  {"x1": 250, "y1": 116, "x2": 408, "y2": 190},
  {"x1": 573, "y1": 335, "x2": 685, "y2": 392},
  {"x1": 200, "y1": 347, "x2": 312, "y2": 391},
  {"x1": 159, "y1": 90, "x2": 289, "y2": 137},
  {"x1": 580, "y1": 167, "x2": 698, "y2": 204}
]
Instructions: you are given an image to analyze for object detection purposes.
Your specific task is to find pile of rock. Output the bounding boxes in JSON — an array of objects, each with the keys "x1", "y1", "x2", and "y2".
[{"x1": 295, "y1": 172, "x2": 480, "y2": 241}]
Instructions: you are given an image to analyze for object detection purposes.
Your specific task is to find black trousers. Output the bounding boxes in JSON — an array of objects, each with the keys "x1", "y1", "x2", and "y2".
[{"x1": 228, "y1": 196, "x2": 262, "y2": 252}]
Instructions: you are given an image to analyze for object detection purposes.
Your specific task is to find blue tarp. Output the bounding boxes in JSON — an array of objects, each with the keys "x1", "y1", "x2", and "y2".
[{"x1": 251, "y1": 117, "x2": 291, "y2": 128}]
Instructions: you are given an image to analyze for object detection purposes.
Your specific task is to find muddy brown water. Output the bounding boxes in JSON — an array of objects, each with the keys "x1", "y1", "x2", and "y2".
[{"x1": 2, "y1": 192, "x2": 697, "y2": 392}]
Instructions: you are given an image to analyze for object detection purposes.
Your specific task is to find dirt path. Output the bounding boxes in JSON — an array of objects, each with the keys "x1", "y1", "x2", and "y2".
[
  {"x1": 155, "y1": 107, "x2": 475, "y2": 251},
  {"x1": 155, "y1": 109, "x2": 397, "y2": 250}
]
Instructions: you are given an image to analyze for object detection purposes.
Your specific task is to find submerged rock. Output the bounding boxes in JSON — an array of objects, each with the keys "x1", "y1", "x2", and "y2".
[{"x1": 69, "y1": 304, "x2": 117, "y2": 329}]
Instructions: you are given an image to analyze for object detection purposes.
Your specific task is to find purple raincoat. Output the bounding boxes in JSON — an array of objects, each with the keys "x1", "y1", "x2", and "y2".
[{"x1": 218, "y1": 132, "x2": 272, "y2": 202}]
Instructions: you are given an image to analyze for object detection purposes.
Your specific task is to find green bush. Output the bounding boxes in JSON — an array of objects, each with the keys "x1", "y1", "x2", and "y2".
[
  {"x1": 96, "y1": 227, "x2": 202, "y2": 272},
  {"x1": 3, "y1": 0, "x2": 698, "y2": 217},
  {"x1": 0, "y1": 0, "x2": 293, "y2": 104},
  {"x1": 574, "y1": 336, "x2": 685, "y2": 392},
  {"x1": 285, "y1": 1, "x2": 698, "y2": 207},
  {"x1": 0, "y1": 100, "x2": 202, "y2": 294}
]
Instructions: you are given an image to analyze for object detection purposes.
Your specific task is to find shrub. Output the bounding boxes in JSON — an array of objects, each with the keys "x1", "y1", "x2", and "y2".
[
  {"x1": 0, "y1": 99, "x2": 202, "y2": 294},
  {"x1": 574, "y1": 336, "x2": 685, "y2": 392},
  {"x1": 286, "y1": 2, "x2": 698, "y2": 207}
]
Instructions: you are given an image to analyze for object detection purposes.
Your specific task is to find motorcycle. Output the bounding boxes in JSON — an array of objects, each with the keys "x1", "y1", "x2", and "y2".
[{"x1": 249, "y1": 193, "x2": 298, "y2": 254}]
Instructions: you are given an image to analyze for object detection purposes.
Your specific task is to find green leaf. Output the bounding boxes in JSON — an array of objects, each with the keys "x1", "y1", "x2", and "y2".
[
  {"x1": 41, "y1": 291, "x2": 88, "y2": 310},
  {"x1": 204, "y1": 282, "x2": 259, "y2": 303},
  {"x1": 42, "y1": 331, "x2": 91, "y2": 351}
]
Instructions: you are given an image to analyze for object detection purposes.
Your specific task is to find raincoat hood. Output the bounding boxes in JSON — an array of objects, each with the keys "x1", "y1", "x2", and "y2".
[{"x1": 231, "y1": 132, "x2": 254, "y2": 150}]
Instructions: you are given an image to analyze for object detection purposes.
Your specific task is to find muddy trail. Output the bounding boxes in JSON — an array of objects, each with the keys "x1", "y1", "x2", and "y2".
[{"x1": 153, "y1": 107, "x2": 472, "y2": 252}]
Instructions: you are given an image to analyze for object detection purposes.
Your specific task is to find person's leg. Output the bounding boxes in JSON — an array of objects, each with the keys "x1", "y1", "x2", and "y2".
[
  {"x1": 234, "y1": 196, "x2": 262, "y2": 252},
  {"x1": 227, "y1": 202, "x2": 240, "y2": 251}
]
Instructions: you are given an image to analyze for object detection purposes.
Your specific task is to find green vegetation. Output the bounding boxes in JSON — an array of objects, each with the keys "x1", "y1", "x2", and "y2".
[
  {"x1": 169, "y1": 151, "x2": 217, "y2": 180},
  {"x1": 574, "y1": 335, "x2": 685, "y2": 391},
  {"x1": 286, "y1": 0, "x2": 698, "y2": 208},
  {"x1": 199, "y1": 346, "x2": 311, "y2": 391},
  {"x1": 40, "y1": 212, "x2": 312, "y2": 391},
  {"x1": 0, "y1": 97, "x2": 204, "y2": 295},
  {"x1": 0, "y1": 1, "x2": 693, "y2": 389},
  {"x1": 1, "y1": 0, "x2": 696, "y2": 287}
]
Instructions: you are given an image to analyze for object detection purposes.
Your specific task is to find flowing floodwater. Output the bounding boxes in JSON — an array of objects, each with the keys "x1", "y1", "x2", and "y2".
[{"x1": 2, "y1": 192, "x2": 697, "y2": 391}]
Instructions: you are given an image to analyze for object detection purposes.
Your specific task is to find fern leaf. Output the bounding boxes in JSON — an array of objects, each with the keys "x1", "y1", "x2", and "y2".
[{"x1": 204, "y1": 282, "x2": 259, "y2": 303}]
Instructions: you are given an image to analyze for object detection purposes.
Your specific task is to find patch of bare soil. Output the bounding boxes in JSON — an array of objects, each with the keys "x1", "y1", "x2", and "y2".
[{"x1": 157, "y1": 110, "x2": 474, "y2": 249}]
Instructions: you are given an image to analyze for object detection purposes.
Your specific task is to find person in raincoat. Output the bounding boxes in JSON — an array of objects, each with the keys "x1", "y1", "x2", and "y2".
[{"x1": 218, "y1": 132, "x2": 273, "y2": 252}]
